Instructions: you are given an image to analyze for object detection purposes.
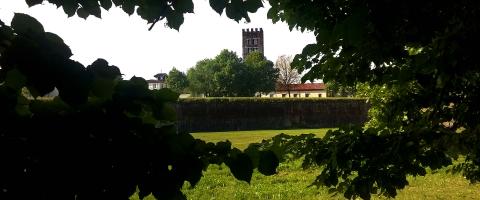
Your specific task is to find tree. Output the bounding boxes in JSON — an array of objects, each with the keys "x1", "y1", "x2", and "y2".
[
  {"x1": 263, "y1": 0, "x2": 480, "y2": 199},
  {"x1": 4, "y1": 0, "x2": 480, "y2": 199},
  {"x1": 0, "y1": 1, "x2": 272, "y2": 200},
  {"x1": 187, "y1": 50, "x2": 277, "y2": 97},
  {"x1": 244, "y1": 52, "x2": 278, "y2": 96},
  {"x1": 325, "y1": 81, "x2": 356, "y2": 97},
  {"x1": 187, "y1": 58, "x2": 218, "y2": 97},
  {"x1": 166, "y1": 67, "x2": 188, "y2": 93},
  {"x1": 274, "y1": 55, "x2": 300, "y2": 97}
]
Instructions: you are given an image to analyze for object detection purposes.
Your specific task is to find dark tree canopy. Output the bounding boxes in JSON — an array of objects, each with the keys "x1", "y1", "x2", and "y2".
[
  {"x1": 0, "y1": 1, "x2": 274, "y2": 199},
  {"x1": 265, "y1": 0, "x2": 480, "y2": 199},
  {"x1": 21, "y1": 0, "x2": 263, "y2": 30},
  {"x1": 187, "y1": 50, "x2": 277, "y2": 97},
  {"x1": 2, "y1": 0, "x2": 480, "y2": 199}
]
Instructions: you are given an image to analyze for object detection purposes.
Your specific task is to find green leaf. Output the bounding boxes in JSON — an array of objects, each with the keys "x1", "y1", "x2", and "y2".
[
  {"x1": 25, "y1": 0, "x2": 43, "y2": 7},
  {"x1": 86, "y1": 59, "x2": 121, "y2": 80},
  {"x1": 166, "y1": 10, "x2": 184, "y2": 31},
  {"x1": 209, "y1": 0, "x2": 228, "y2": 15},
  {"x1": 173, "y1": 0, "x2": 194, "y2": 13},
  {"x1": 100, "y1": 0, "x2": 113, "y2": 10},
  {"x1": 121, "y1": 0, "x2": 135, "y2": 15},
  {"x1": 11, "y1": 13, "x2": 45, "y2": 35},
  {"x1": 301, "y1": 44, "x2": 319, "y2": 56},
  {"x1": 77, "y1": 7, "x2": 90, "y2": 19},
  {"x1": 266, "y1": 7, "x2": 278, "y2": 22},
  {"x1": 257, "y1": 150, "x2": 279, "y2": 176},
  {"x1": 129, "y1": 76, "x2": 148, "y2": 88},
  {"x1": 112, "y1": 0, "x2": 123, "y2": 6},
  {"x1": 62, "y1": 0, "x2": 79, "y2": 17},
  {"x1": 4, "y1": 69, "x2": 26, "y2": 91},
  {"x1": 45, "y1": 32, "x2": 73, "y2": 58},
  {"x1": 245, "y1": 0, "x2": 263, "y2": 13},
  {"x1": 15, "y1": 94, "x2": 31, "y2": 116},
  {"x1": 174, "y1": 157, "x2": 204, "y2": 187},
  {"x1": 225, "y1": 0, "x2": 248, "y2": 22},
  {"x1": 84, "y1": 3, "x2": 102, "y2": 18},
  {"x1": 227, "y1": 152, "x2": 253, "y2": 183}
]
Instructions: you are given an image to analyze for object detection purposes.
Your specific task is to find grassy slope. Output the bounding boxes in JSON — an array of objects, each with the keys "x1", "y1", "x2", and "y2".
[{"x1": 133, "y1": 129, "x2": 480, "y2": 200}]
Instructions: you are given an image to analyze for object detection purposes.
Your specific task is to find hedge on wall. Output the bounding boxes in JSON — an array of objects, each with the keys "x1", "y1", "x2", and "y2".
[{"x1": 175, "y1": 97, "x2": 369, "y2": 133}]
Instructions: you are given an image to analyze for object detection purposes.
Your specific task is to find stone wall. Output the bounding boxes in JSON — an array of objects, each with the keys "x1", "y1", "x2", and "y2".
[{"x1": 175, "y1": 98, "x2": 369, "y2": 133}]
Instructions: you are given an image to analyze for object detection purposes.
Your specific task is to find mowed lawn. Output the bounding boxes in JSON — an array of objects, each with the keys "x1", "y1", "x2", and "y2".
[
  {"x1": 133, "y1": 129, "x2": 480, "y2": 200},
  {"x1": 191, "y1": 128, "x2": 331, "y2": 150}
]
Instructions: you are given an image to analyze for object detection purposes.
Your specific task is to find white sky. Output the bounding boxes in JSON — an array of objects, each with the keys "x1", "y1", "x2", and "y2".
[{"x1": 0, "y1": 0, "x2": 315, "y2": 79}]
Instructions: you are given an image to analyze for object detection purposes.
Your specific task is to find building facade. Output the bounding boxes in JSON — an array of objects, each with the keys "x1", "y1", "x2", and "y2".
[
  {"x1": 147, "y1": 73, "x2": 168, "y2": 90},
  {"x1": 261, "y1": 83, "x2": 327, "y2": 98},
  {"x1": 242, "y1": 28, "x2": 264, "y2": 58}
]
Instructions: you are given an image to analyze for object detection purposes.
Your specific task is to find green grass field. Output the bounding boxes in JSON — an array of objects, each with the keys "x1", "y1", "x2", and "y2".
[
  {"x1": 132, "y1": 129, "x2": 480, "y2": 200},
  {"x1": 191, "y1": 128, "x2": 331, "y2": 150}
]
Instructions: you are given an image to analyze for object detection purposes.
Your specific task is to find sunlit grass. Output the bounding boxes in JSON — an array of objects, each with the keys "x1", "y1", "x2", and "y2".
[
  {"x1": 191, "y1": 128, "x2": 332, "y2": 150},
  {"x1": 132, "y1": 129, "x2": 480, "y2": 200}
]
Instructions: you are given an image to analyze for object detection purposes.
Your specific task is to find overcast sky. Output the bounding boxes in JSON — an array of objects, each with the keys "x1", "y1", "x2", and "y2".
[{"x1": 0, "y1": 0, "x2": 315, "y2": 79}]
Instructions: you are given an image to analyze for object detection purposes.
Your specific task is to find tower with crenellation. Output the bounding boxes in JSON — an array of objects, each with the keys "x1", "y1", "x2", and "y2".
[{"x1": 242, "y1": 28, "x2": 264, "y2": 58}]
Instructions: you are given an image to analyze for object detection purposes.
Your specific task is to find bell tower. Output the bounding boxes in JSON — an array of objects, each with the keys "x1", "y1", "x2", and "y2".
[{"x1": 242, "y1": 28, "x2": 264, "y2": 58}]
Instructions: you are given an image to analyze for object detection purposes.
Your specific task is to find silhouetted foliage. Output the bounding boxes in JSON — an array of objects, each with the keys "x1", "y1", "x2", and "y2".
[
  {"x1": 3, "y1": 0, "x2": 480, "y2": 199},
  {"x1": 0, "y1": 1, "x2": 272, "y2": 199},
  {"x1": 251, "y1": 0, "x2": 480, "y2": 199}
]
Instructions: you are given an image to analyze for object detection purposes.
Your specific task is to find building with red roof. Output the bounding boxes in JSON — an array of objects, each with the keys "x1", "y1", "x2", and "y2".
[{"x1": 261, "y1": 83, "x2": 327, "y2": 98}]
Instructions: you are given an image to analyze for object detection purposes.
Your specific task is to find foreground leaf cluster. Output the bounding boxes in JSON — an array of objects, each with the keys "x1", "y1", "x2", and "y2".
[
  {"x1": 0, "y1": 13, "x2": 275, "y2": 199},
  {"x1": 4, "y1": 0, "x2": 480, "y2": 199}
]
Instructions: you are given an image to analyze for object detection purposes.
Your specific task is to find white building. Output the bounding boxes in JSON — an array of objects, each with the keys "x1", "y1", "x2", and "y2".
[
  {"x1": 261, "y1": 83, "x2": 327, "y2": 98},
  {"x1": 147, "y1": 73, "x2": 168, "y2": 90}
]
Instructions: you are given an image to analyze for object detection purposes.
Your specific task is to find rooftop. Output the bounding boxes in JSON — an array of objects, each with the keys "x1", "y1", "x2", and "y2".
[{"x1": 276, "y1": 83, "x2": 326, "y2": 91}]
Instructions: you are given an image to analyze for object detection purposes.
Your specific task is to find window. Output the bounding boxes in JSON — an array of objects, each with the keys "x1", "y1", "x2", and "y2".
[
  {"x1": 318, "y1": 94, "x2": 322, "y2": 97},
  {"x1": 246, "y1": 39, "x2": 250, "y2": 45},
  {"x1": 305, "y1": 93, "x2": 310, "y2": 97},
  {"x1": 253, "y1": 38, "x2": 258, "y2": 45},
  {"x1": 269, "y1": 94, "x2": 274, "y2": 98},
  {"x1": 294, "y1": 94, "x2": 298, "y2": 98},
  {"x1": 153, "y1": 84, "x2": 157, "y2": 89},
  {"x1": 282, "y1": 94, "x2": 287, "y2": 98}
]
